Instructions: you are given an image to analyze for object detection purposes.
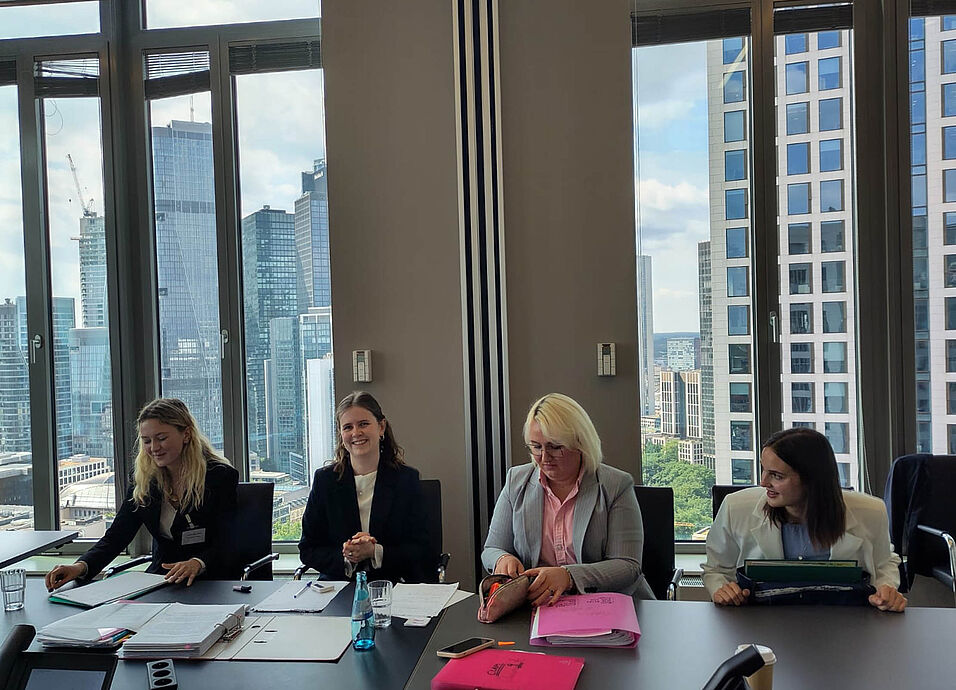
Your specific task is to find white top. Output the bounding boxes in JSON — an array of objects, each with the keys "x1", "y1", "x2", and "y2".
[{"x1": 344, "y1": 471, "x2": 384, "y2": 576}]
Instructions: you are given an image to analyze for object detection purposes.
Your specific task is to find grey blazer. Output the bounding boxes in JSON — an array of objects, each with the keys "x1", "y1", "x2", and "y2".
[{"x1": 481, "y1": 462, "x2": 655, "y2": 599}]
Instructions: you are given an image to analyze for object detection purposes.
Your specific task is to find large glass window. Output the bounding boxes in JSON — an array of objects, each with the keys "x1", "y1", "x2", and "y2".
[
  {"x1": 821, "y1": 261, "x2": 846, "y2": 292},
  {"x1": 820, "y1": 139, "x2": 843, "y2": 171},
  {"x1": 726, "y1": 227, "x2": 748, "y2": 258},
  {"x1": 788, "y1": 223, "x2": 811, "y2": 254},
  {"x1": 786, "y1": 102, "x2": 809, "y2": 135},
  {"x1": 823, "y1": 342, "x2": 847, "y2": 373},
  {"x1": 791, "y1": 382, "x2": 814, "y2": 413},
  {"x1": 788, "y1": 183, "x2": 810, "y2": 214},
  {"x1": 790, "y1": 303, "x2": 812, "y2": 334},
  {"x1": 145, "y1": 0, "x2": 319, "y2": 29},
  {"x1": 944, "y1": 83, "x2": 956, "y2": 117},
  {"x1": 819, "y1": 97, "x2": 843, "y2": 131},
  {"x1": 945, "y1": 39, "x2": 956, "y2": 73},
  {"x1": 785, "y1": 34, "x2": 807, "y2": 54},
  {"x1": 818, "y1": 56, "x2": 842, "y2": 90},
  {"x1": 724, "y1": 110, "x2": 746, "y2": 142},
  {"x1": 729, "y1": 382, "x2": 751, "y2": 412},
  {"x1": 728, "y1": 305, "x2": 749, "y2": 335},
  {"x1": 821, "y1": 220, "x2": 845, "y2": 252},
  {"x1": 823, "y1": 301, "x2": 847, "y2": 333},
  {"x1": 726, "y1": 189, "x2": 747, "y2": 219},
  {"x1": 727, "y1": 267, "x2": 749, "y2": 297},
  {"x1": 824, "y1": 382, "x2": 849, "y2": 414},
  {"x1": 724, "y1": 71, "x2": 745, "y2": 103},
  {"x1": 789, "y1": 263, "x2": 811, "y2": 294},
  {"x1": 787, "y1": 142, "x2": 810, "y2": 175},
  {"x1": 820, "y1": 179, "x2": 844, "y2": 212},
  {"x1": 725, "y1": 150, "x2": 746, "y2": 181},
  {"x1": 0, "y1": 2, "x2": 99, "y2": 39},
  {"x1": 723, "y1": 37, "x2": 745, "y2": 64},
  {"x1": 791, "y1": 342, "x2": 813, "y2": 373},
  {"x1": 785, "y1": 62, "x2": 809, "y2": 94}
]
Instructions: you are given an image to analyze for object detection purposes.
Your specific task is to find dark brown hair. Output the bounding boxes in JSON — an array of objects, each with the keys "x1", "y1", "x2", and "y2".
[
  {"x1": 761, "y1": 427, "x2": 846, "y2": 548},
  {"x1": 332, "y1": 391, "x2": 405, "y2": 477}
]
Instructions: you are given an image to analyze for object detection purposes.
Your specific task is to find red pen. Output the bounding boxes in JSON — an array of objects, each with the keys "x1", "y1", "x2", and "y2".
[{"x1": 489, "y1": 582, "x2": 502, "y2": 596}]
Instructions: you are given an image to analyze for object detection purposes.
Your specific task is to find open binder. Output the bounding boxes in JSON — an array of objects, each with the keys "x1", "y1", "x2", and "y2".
[{"x1": 48, "y1": 572, "x2": 169, "y2": 608}]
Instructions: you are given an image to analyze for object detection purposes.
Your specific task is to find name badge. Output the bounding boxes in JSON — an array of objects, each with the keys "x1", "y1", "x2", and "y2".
[{"x1": 181, "y1": 527, "x2": 206, "y2": 546}]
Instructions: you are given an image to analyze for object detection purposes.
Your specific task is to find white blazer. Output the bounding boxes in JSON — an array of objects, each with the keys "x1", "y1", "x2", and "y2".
[{"x1": 702, "y1": 486, "x2": 902, "y2": 596}]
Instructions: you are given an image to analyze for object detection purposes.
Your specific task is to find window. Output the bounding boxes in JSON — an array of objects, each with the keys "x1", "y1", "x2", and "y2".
[
  {"x1": 730, "y1": 421, "x2": 752, "y2": 451},
  {"x1": 913, "y1": 91, "x2": 927, "y2": 124},
  {"x1": 823, "y1": 301, "x2": 847, "y2": 333},
  {"x1": 791, "y1": 342, "x2": 813, "y2": 373},
  {"x1": 946, "y1": 256, "x2": 956, "y2": 288},
  {"x1": 723, "y1": 37, "x2": 745, "y2": 64},
  {"x1": 913, "y1": 132, "x2": 927, "y2": 166},
  {"x1": 918, "y1": 422, "x2": 932, "y2": 453},
  {"x1": 949, "y1": 426, "x2": 956, "y2": 455},
  {"x1": 917, "y1": 380, "x2": 931, "y2": 414},
  {"x1": 724, "y1": 110, "x2": 746, "y2": 142},
  {"x1": 915, "y1": 257, "x2": 929, "y2": 290},
  {"x1": 785, "y1": 34, "x2": 807, "y2": 54},
  {"x1": 727, "y1": 267, "x2": 749, "y2": 297},
  {"x1": 948, "y1": 382, "x2": 956, "y2": 415},
  {"x1": 820, "y1": 179, "x2": 844, "y2": 212},
  {"x1": 916, "y1": 340, "x2": 929, "y2": 373},
  {"x1": 821, "y1": 220, "x2": 845, "y2": 252},
  {"x1": 725, "y1": 150, "x2": 746, "y2": 181},
  {"x1": 788, "y1": 223, "x2": 811, "y2": 254},
  {"x1": 789, "y1": 263, "x2": 811, "y2": 294},
  {"x1": 726, "y1": 189, "x2": 747, "y2": 219},
  {"x1": 821, "y1": 261, "x2": 845, "y2": 292},
  {"x1": 791, "y1": 382, "x2": 814, "y2": 413},
  {"x1": 732, "y1": 458, "x2": 753, "y2": 485},
  {"x1": 819, "y1": 139, "x2": 843, "y2": 171},
  {"x1": 945, "y1": 83, "x2": 956, "y2": 117},
  {"x1": 786, "y1": 62, "x2": 808, "y2": 94},
  {"x1": 817, "y1": 31, "x2": 841, "y2": 50},
  {"x1": 912, "y1": 48, "x2": 926, "y2": 83},
  {"x1": 787, "y1": 143, "x2": 809, "y2": 175},
  {"x1": 944, "y1": 40, "x2": 956, "y2": 74},
  {"x1": 792, "y1": 421, "x2": 815, "y2": 429},
  {"x1": 837, "y1": 463, "x2": 851, "y2": 487},
  {"x1": 948, "y1": 297, "x2": 956, "y2": 330},
  {"x1": 945, "y1": 126, "x2": 956, "y2": 159},
  {"x1": 826, "y1": 422, "x2": 849, "y2": 454},
  {"x1": 724, "y1": 71, "x2": 745, "y2": 103},
  {"x1": 0, "y1": 2, "x2": 99, "y2": 39},
  {"x1": 145, "y1": 0, "x2": 318, "y2": 28},
  {"x1": 824, "y1": 382, "x2": 849, "y2": 414},
  {"x1": 786, "y1": 102, "x2": 809, "y2": 135},
  {"x1": 728, "y1": 305, "x2": 749, "y2": 335},
  {"x1": 790, "y1": 303, "x2": 812, "y2": 334},
  {"x1": 946, "y1": 169, "x2": 956, "y2": 202},
  {"x1": 914, "y1": 216, "x2": 928, "y2": 249},
  {"x1": 819, "y1": 98, "x2": 843, "y2": 131},
  {"x1": 946, "y1": 213, "x2": 956, "y2": 244},
  {"x1": 914, "y1": 173, "x2": 928, "y2": 208},
  {"x1": 818, "y1": 56, "x2": 841, "y2": 90},
  {"x1": 946, "y1": 16, "x2": 956, "y2": 30},
  {"x1": 823, "y1": 342, "x2": 847, "y2": 373},
  {"x1": 947, "y1": 340, "x2": 956, "y2": 372},
  {"x1": 916, "y1": 297, "x2": 929, "y2": 331},
  {"x1": 788, "y1": 183, "x2": 810, "y2": 214},
  {"x1": 726, "y1": 227, "x2": 748, "y2": 258},
  {"x1": 730, "y1": 383, "x2": 751, "y2": 412},
  {"x1": 729, "y1": 344, "x2": 751, "y2": 374}
]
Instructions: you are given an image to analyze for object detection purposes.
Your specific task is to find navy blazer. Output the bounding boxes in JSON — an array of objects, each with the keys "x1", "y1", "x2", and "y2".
[
  {"x1": 78, "y1": 460, "x2": 239, "y2": 580},
  {"x1": 298, "y1": 461, "x2": 429, "y2": 583}
]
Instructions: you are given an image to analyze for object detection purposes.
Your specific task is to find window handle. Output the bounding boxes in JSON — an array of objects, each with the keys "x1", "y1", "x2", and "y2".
[
  {"x1": 220, "y1": 329, "x2": 229, "y2": 359},
  {"x1": 30, "y1": 334, "x2": 43, "y2": 365},
  {"x1": 769, "y1": 312, "x2": 779, "y2": 344}
]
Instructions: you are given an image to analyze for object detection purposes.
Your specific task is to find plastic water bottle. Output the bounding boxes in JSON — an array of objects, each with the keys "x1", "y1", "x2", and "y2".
[{"x1": 351, "y1": 571, "x2": 375, "y2": 650}]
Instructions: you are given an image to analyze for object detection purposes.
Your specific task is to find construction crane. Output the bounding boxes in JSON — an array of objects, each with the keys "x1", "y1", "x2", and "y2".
[{"x1": 66, "y1": 153, "x2": 95, "y2": 217}]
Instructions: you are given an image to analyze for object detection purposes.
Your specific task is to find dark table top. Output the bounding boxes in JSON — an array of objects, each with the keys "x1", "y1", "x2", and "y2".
[
  {"x1": 3, "y1": 578, "x2": 441, "y2": 690},
  {"x1": 406, "y1": 597, "x2": 956, "y2": 690},
  {"x1": 0, "y1": 530, "x2": 78, "y2": 569}
]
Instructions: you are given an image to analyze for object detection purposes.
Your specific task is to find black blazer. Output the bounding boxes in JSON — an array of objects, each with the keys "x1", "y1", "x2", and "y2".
[
  {"x1": 79, "y1": 461, "x2": 239, "y2": 580},
  {"x1": 298, "y1": 461, "x2": 429, "y2": 583}
]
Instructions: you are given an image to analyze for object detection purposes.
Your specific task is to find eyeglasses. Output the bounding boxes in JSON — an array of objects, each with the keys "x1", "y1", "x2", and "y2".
[{"x1": 526, "y1": 443, "x2": 566, "y2": 459}]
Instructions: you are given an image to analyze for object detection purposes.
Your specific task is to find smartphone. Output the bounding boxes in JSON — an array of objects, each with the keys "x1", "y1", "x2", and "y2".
[{"x1": 436, "y1": 637, "x2": 495, "y2": 659}]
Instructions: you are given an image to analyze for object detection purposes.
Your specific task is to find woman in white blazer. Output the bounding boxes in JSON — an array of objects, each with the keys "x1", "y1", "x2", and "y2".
[
  {"x1": 703, "y1": 427, "x2": 906, "y2": 612},
  {"x1": 482, "y1": 393, "x2": 654, "y2": 606}
]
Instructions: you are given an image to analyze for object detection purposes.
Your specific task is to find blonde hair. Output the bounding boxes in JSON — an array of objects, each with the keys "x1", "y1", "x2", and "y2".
[
  {"x1": 523, "y1": 393, "x2": 602, "y2": 473},
  {"x1": 132, "y1": 398, "x2": 230, "y2": 511}
]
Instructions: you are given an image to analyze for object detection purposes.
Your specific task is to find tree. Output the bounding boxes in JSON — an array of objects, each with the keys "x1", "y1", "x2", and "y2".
[
  {"x1": 272, "y1": 519, "x2": 302, "y2": 541},
  {"x1": 640, "y1": 440, "x2": 715, "y2": 539}
]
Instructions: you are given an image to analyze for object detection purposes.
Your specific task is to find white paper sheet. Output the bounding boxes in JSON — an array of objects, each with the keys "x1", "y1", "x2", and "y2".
[
  {"x1": 390, "y1": 582, "x2": 459, "y2": 619},
  {"x1": 49, "y1": 572, "x2": 168, "y2": 608},
  {"x1": 250, "y1": 580, "x2": 349, "y2": 613}
]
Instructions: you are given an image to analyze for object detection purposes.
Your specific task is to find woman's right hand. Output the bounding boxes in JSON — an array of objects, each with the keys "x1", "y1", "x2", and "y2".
[
  {"x1": 493, "y1": 554, "x2": 526, "y2": 578},
  {"x1": 44, "y1": 563, "x2": 86, "y2": 592},
  {"x1": 712, "y1": 582, "x2": 750, "y2": 606}
]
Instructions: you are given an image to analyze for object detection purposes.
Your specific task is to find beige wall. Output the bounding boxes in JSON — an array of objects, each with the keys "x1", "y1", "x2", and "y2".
[
  {"x1": 498, "y1": 0, "x2": 641, "y2": 478},
  {"x1": 322, "y1": 0, "x2": 474, "y2": 588}
]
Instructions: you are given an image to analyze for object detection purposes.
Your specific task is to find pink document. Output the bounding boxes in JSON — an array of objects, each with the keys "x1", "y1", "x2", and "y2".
[
  {"x1": 430, "y1": 649, "x2": 585, "y2": 690},
  {"x1": 530, "y1": 593, "x2": 640, "y2": 648}
]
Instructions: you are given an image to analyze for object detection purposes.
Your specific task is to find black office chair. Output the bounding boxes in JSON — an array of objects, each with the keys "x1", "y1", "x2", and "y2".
[
  {"x1": 633, "y1": 485, "x2": 682, "y2": 600},
  {"x1": 711, "y1": 484, "x2": 754, "y2": 519},
  {"x1": 885, "y1": 454, "x2": 956, "y2": 601},
  {"x1": 103, "y1": 481, "x2": 278, "y2": 581},
  {"x1": 294, "y1": 479, "x2": 449, "y2": 583}
]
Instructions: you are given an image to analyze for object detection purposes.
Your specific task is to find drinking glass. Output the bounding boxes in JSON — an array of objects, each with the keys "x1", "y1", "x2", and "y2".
[{"x1": 368, "y1": 579, "x2": 392, "y2": 629}]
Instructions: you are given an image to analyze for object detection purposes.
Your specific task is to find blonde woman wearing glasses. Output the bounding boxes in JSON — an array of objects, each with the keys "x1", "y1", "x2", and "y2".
[{"x1": 482, "y1": 393, "x2": 654, "y2": 606}]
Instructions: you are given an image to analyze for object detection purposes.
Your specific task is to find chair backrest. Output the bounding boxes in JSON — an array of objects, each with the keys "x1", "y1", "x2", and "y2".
[
  {"x1": 234, "y1": 482, "x2": 275, "y2": 580},
  {"x1": 633, "y1": 485, "x2": 674, "y2": 601},
  {"x1": 885, "y1": 454, "x2": 956, "y2": 582},
  {"x1": 419, "y1": 479, "x2": 444, "y2": 583},
  {"x1": 712, "y1": 484, "x2": 753, "y2": 518}
]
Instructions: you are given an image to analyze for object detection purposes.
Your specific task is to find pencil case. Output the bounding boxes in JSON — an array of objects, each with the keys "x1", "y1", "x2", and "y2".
[{"x1": 477, "y1": 573, "x2": 529, "y2": 623}]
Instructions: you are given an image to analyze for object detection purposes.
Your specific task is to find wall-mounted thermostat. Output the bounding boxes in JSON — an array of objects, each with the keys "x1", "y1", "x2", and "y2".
[
  {"x1": 597, "y1": 343, "x2": 616, "y2": 376},
  {"x1": 353, "y1": 349, "x2": 372, "y2": 382}
]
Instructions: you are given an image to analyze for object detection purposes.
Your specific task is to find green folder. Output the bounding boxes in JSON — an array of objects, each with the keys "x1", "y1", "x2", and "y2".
[{"x1": 744, "y1": 559, "x2": 863, "y2": 584}]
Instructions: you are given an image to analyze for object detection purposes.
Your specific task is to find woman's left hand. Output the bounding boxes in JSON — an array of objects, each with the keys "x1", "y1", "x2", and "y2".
[
  {"x1": 343, "y1": 532, "x2": 377, "y2": 563},
  {"x1": 524, "y1": 566, "x2": 572, "y2": 608},
  {"x1": 161, "y1": 558, "x2": 203, "y2": 586},
  {"x1": 868, "y1": 584, "x2": 907, "y2": 612}
]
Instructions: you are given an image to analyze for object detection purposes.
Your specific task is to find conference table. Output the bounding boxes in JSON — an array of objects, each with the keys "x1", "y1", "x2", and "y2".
[
  {"x1": 0, "y1": 531, "x2": 78, "y2": 569},
  {"x1": 5, "y1": 577, "x2": 956, "y2": 689}
]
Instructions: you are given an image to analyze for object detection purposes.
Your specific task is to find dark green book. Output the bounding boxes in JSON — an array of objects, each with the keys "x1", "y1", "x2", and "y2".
[{"x1": 744, "y1": 559, "x2": 863, "y2": 584}]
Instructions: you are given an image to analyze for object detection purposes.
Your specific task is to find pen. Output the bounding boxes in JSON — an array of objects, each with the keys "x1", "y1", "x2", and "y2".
[
  {"x1": 293, "y1": 580, "x2": 313, "y2": 598},
  {"x1": 497, "y1": 641, "x2": 515, "y2": 646}
]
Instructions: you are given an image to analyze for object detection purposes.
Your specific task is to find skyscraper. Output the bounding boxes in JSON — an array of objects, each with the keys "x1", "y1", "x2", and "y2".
[
  {"x1": 69, "y1": 327, "x2": 112, "y2": 458},
  {"x1": 151, "y1": 120, "x2": 222, "y2": 447},
  {"x1": 698, "y1": 241, "x2": 715, "y2": 462},
  {"x1": 636, "y1": 255, "x2": 655, "y2": 416},
  {"x1": 0, "y1": 300, "x2": 30, "y2": 452},
  {"x1": 242, "y1": 205, "x2": 298, "y2": 459},
  {"x1": 295, "y1": 159, "x2": 331, "y2": 309},
  {"x1": 264, "y1": 316, "x2": 303, "y2": 479},
  {"x1": 74, "y1": 214, "x2": 107, "y2": 329},
  {"x1": 300, "y1": 306, "x2": 335, "y2": 476}
]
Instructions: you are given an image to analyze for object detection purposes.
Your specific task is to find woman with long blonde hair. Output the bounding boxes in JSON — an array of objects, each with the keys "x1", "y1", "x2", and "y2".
[{"x1": 45, "y1": 398, "x2": 238, "y2": 590}]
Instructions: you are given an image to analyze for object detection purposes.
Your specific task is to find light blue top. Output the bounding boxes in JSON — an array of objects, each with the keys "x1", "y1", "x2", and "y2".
[{"x1": 781, "y1": 522, "x2": 831, "y2": 561}]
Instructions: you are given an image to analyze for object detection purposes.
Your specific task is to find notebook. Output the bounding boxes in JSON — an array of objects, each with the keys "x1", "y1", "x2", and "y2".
[
  {"x1": 431, "y1": 649, "x2": 584, "y2": 690},
  {"x1": 530, "y1": 593, "x2": 640, "y2": 648},
  {"x1": 48, "y1": 572, "x2": 168, "y2": 608}
]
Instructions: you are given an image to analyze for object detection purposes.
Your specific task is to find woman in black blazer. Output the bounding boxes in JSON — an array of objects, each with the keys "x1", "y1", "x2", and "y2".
[
  {"x1": 298, "y1": 391, "x2": 429, "y2": 583},
  {"x1": 44, "y1": 398, "x2": 238, "y2": 590}
]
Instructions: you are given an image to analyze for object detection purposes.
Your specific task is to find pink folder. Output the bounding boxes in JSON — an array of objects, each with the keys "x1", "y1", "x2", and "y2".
[
  {"x1": 430, "y1": 649, "x2": 585, "y2": 690},
  {"x1": 530, "y1": 593, "x2": 640, "y2": 648}
]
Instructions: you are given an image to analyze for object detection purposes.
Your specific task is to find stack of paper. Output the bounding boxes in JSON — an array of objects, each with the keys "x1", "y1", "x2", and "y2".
[
  {"x1": 49, "y1": 572, "x2": 168, "y2": 608},
  {"x1": 391, "y1": 583, "x2": 460, "y2": 619},
  {"x1": 251, "y1": 580, "x2": 348, "y2": 613},
  {"x1": 119, "y1": 603, "x2": 246, "y2": 659},
  {"x1": 431, "y1": 649, "x2": 585, "y2": 690},
  {"x1": 530, "y1": 593, "x2": 640, "y2": 648},
  {"x1": 37, "y1": 602, "x2": 168, "y2": 649}
]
